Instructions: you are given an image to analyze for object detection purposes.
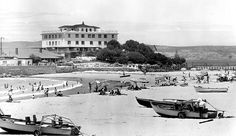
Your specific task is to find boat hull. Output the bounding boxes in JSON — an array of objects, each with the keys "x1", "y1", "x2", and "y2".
[
  {"x1": 135, "y1": 97, "x2": 153, "y2": 108},
  {"x1": 0, "y1": 118, "x2": 73, "y2": 135},
  {"x1": 150, "y1": 101, "x2": 218, "y2": 119},
  {"x1": 194, "y1": 86, "x2": 228, "y2": 93}
]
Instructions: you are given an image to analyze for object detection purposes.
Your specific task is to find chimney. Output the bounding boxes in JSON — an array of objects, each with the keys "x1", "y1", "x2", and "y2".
[{"x1": 15, "y1": 48, "x2": 18, "y2": 55}]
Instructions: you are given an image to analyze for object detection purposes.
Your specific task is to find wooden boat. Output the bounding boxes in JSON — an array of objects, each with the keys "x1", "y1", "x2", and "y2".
[
  {"x1": 120, "y1": 71, "x2": 131, "y2": 78},
  {"x1": 135, "y1": 97, "x2": 154, "y2": 108},
  {"x1": 120, "y1": 74, "x2": 130, "y2": 78},
  {"x1": 0, "y1": 114, "x2": 81, "y2": 136},
  {"x1": 135, "y1": 97, "x2": 185, "y2": 108},
  {"x1": 194, "y1": 86, "x2": 228, "y2": 93},
  {"x1": 150, "y1": 99, "x2": 224, "y2": 119}
]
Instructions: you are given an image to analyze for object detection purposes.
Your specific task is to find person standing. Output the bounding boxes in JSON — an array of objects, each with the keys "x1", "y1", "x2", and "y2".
[
  {"x1": 197, "y1": 98, "x2": 206, "y2": 118},
  {"x1": 54, "y1": 87, "x2": 57, "y2": 95},
  {"x1": 8, "y1": 89, "x2": 13, "y2": 102},
  {"x1": 89, "y1": 82, "x2": 92, "y2": 93}
]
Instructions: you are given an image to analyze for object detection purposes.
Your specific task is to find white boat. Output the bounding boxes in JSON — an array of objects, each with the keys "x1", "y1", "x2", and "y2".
[
  {"x1": 150, "y1": 99, "x2": 224, "y2": 119},
  {"x1": 0, "y1": 114, "x2": 81, "y2": 136},
  {"x1": 194, "y1": 86, "x2": 228, "y2": 93}
]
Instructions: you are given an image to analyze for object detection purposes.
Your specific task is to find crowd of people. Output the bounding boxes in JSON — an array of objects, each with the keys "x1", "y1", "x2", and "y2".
[{"x1": 4, "y1": 80, "x2": 80, "y2": 102}]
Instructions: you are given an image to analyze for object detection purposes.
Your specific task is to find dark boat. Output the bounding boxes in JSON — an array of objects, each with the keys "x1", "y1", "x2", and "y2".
[{"x1": 135, "y1": 97, "x2": 154, "y2": 108}]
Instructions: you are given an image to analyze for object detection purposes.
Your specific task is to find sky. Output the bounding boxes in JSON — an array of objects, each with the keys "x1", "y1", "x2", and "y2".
[{"x1": 1, "y1": 0, "x2": 236, "y2": 46}]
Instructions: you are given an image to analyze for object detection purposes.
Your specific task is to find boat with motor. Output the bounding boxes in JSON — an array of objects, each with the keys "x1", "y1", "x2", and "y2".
[
  {"x1": 0, "y1": 113, "x2": 82, "y2": 136},
  {"x1": 150, "y1": 99, "x2": 224, "y2": 119}
]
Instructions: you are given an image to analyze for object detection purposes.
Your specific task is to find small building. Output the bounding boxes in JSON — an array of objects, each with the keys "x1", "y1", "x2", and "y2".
[{"x1": 0, "y1": 56, "x2": 32, "y2": 66}]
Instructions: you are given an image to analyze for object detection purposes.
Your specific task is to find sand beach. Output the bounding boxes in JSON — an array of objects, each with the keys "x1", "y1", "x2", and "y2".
[{"x1": 0, "y1": 71, "x2": 235, "y2": 136}]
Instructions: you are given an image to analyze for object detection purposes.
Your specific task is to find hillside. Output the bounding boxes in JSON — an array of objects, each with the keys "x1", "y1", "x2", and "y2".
[{"x1": 150, "y1": 45, "x2": 236, "y2": 63}]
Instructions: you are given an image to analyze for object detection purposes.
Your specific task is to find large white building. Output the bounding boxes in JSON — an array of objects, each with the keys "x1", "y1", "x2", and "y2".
[{"x1": 41, "y1": 22, "x2": 118, "y2": 59}]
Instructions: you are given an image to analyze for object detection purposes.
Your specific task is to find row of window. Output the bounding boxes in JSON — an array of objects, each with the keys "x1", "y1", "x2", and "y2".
[
  {"x1": 44, "y1": 34, "x2": 62, "y2": 39},
  {"x1": 43, "y1": 34, "x2": 115, "y2": 39},
  {"x1": 48, "y1": 41, "x2": 61, "y2": 46},
  {"x1": 46, "y1": 41, "x2": 108, "y2": 46},
  {"x1": 61, "y1": 27, "x2": 97, "y2": 32},
  {"x1": 67, "y1": 41, "x2": 108, "y2": 45},
  {"x1": 68, "y1": 34, "x2": 113, "y2": 38}
]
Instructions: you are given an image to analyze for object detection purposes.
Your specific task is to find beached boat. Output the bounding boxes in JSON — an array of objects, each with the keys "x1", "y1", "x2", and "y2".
[
  {"x1": 135, "y1": 97, "x2": 154, "y2": 108},
  {"x1": 0, "y1": 114, "x2": 81, "y2": 136},
  {"x1": 194, "y1": 86, "x2": 228, "y2": 93},
  {"x1": 150, "y1": 99, "x2": 224, "y2": 119}
]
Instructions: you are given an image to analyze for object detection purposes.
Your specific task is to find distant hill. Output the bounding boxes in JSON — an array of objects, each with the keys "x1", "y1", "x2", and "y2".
[
  {"x1": 2, "y1": 41, "x2": 41, "y2": 56},
  {"x1": 150, "y1": 45, "x2": 236, "y2": 64}
]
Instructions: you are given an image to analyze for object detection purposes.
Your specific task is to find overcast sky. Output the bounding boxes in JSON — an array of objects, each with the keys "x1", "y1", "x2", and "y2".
[{"x1": 1, "y1": 0, "x2": 236, "y2": 46}]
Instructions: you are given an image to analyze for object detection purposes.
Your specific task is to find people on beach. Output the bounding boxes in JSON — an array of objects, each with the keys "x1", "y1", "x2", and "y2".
[
  {"x1": 8, "y1": 89, "x2": 13, "y2": 102},
  {"x1": 45, "y1": 88, "x2": 49, "y2": 97},
  {"x1": 54, "y1": 87, "x2": 57, "y2": 95},
  {"x1": 197, "y1": 98, "x2": 206, "y2": 118},
  {"x1": 88, "y1": 82, "x2": 92, "y2": 93}
]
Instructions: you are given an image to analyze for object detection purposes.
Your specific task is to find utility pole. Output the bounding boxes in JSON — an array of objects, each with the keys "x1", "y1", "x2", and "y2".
[{"x1": 0, "y1": 37, "x2": 4, "y2": 56}]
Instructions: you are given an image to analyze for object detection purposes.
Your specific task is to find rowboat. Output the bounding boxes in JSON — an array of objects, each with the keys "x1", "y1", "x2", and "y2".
[
  {"x1": 0, "y1": 114, "x2": 81, "y2": 136},
  {"x1": 135, "y1": 97, "x2": 154, "y2": 108},
  {"x1": 135, "y1": 97, "x2": 185, "y2": 108},
  {"x1": 194, "y1": 86, "x2": 228, "y2": 93},
  {"x1": 120, "y1": 74, "x2": 130, "y2": 78},
  {"x1": 150, "y1": 99, "x2": 224, "y2": 119}
]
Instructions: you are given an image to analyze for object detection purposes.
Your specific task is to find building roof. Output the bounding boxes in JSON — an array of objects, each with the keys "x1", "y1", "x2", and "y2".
[{"x1": 59, "y1": 22, "x2": 100, "y2": 29}]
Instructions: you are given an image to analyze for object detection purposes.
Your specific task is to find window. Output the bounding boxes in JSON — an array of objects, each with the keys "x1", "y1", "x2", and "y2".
[
  {"x1": 98, "y1": 34, "x2": 101, "y2": 38},
  {"x1": 98, "y1": 41, "x2": 102, "y2": 45},
  {"x1": 52, "y1": 35, "x2": 54, "y2": 39},
  {"x1": 88, "y1": 34, "x2": 91, "y2": 38},
  {"x1": 75, "y1": 34, "x2": 79, "y2": 38},
  {"x1": 81, "y1": 41, "x2": 85, "y2": 45},
  {"x1": 104, "y1": 34, "x2": 107, "y2": 38},
  {"x1": 68, "y1": 34, "x2": 71, "y2": 38},
  {"x1": 59, "y1": 34, "x2": 62, "y2": 38},
  {"x1": 86, "y1": 28, "x2": 88, "y2": 32},
  {"x1": 104, "y1": 41, "x2": 107, "y2": 45},
  {"x1": 52, "y1": 41, "x2": 54, "y2": 45},
  {"x1": 92, "y1": 34, "x2": 95, "y2": 38},
  {"x1": 55, "y1": 41, "x2": 57, "y2": 45},
  {"x1": 49, "y1": 35, "x2": 51, "y2": 39},
  {"x1": 55, "y1": 35, "x2": 57, "y2": 38},
  {"x1": 112, "y1": 34, "x2": 114, "y2": 38},
  {"x1": 44, "y1": 35, "x2": 47, "y2": 39},
  {"x1": 81, "y1": 28, "x2": 84, "y2": 31},
  {"x1": 90, "y1": 41, "x2": 93, "y2": 45},
  {"x1": 81, "y1": 34, "x2": 85, "y2": 38},
  {"x1": 68, "y1": 41, "x2": 71, "y2": 45},
  {"x1": 89, "y1": 28, "x2": 92, "y2": 31},
  {"x1": 76, "y1": 41, "x2": 79, "y2": 45},
  {"x1": 49, "y1": 41, "x2": 51, "y2": 45}
]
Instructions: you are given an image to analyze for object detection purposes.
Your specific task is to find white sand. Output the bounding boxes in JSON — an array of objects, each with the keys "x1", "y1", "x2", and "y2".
[{"x1": 0, "y1": 71, "x2": 236, "y2": 136}]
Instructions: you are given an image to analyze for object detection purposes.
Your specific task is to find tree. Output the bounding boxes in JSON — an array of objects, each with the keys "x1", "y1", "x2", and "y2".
[
  {"x1": 29, "y1": 54, "x2": 41, "y2": 64},
  {"x1": 107, "y1": 40, "x2": 122, "y2": 50},
  {"x1": 127, "y1": 52, "x2": 146, "y2": 64}
]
